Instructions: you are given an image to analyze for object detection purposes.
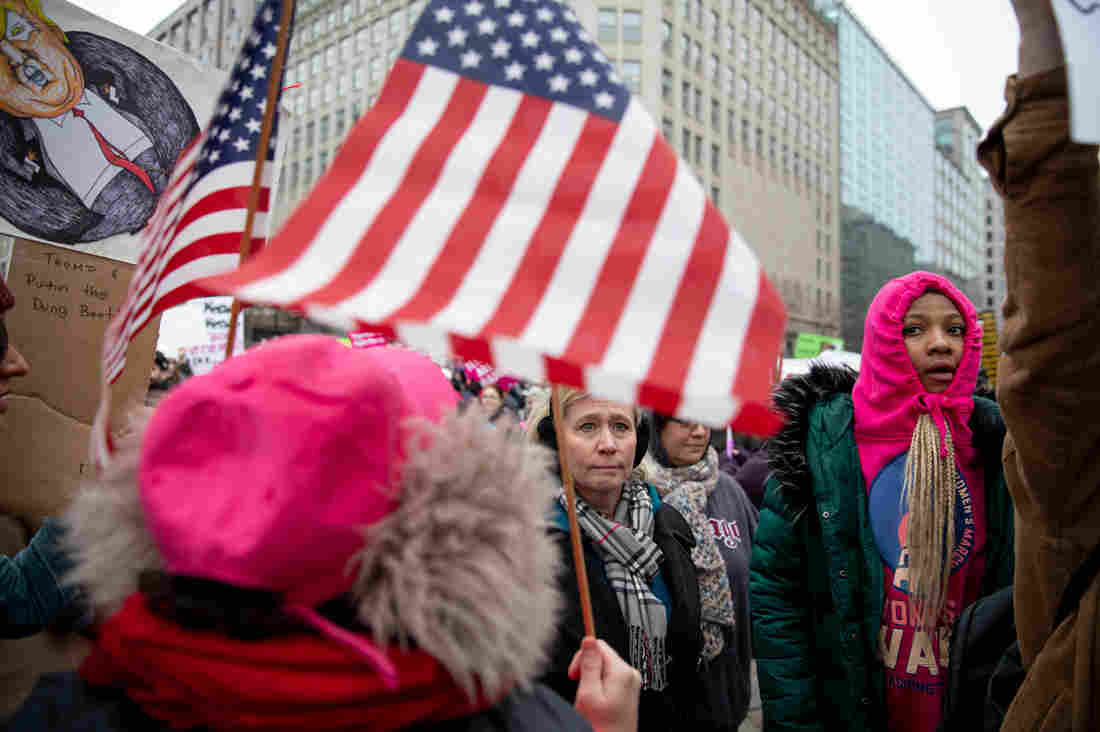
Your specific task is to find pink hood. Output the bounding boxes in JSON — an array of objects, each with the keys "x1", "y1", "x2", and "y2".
[{"x1": 852, "y1": 271, "x2": 983, "y2": 467}]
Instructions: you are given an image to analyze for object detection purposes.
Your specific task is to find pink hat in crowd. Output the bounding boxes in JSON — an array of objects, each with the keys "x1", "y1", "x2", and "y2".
[{"x1": 138, "y1": 335, "x2": 459, "y2": 684}]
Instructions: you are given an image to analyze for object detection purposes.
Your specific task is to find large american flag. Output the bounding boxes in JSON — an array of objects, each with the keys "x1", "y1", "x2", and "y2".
[
  {"x1": 202, "y1": 0, "x2": 786, "y2": 431},
  {"x1": 93, "y1": 0, "x2": 290, "y2": 461}
]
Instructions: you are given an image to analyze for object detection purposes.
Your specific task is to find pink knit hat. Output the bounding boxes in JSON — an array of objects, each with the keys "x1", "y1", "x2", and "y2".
[{"x1": 138, "y1": 335, "x2": 458, "y2": 683}]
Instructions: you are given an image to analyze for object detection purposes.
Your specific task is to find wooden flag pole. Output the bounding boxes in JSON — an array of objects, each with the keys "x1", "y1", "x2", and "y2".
[
  {"x1": 551, "y1": 384, "x2": 596, "y2": 638},
  {"x1": 225, "y1": 0, "x2": 296, "y2": 361}
]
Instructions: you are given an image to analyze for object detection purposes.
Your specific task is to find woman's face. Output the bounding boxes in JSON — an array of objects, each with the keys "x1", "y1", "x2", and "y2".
[
  {"x1": 660, "y1": 419, "x2": 711, "y2": 467},
  {"x1": 479, "y1": 386, "x2": 502, "y2": 412},
  {"x1": 903, "y1": 292, "x2": 966, "y2": 394},
  {"x1": 560, "y1": 397, "x2": 636, "y2": 500}
]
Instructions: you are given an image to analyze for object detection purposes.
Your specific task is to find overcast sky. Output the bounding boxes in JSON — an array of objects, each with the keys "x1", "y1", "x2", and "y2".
[{"x1": 70, "y1": 0, "x2": 1021, "y2": 132}]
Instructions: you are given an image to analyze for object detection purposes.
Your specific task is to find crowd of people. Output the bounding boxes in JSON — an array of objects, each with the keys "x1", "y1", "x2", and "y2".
[{"x1": 0, "y1": 1, "x2": 1096, "y2": 730}]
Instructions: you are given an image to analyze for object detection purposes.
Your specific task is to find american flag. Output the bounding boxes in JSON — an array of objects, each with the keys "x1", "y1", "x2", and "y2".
[
  {"x1": 202, "y1": 0, "x2": 786, "y2": 431},
  {"x1": 99, "y1": 0, "x2": 290, "y2": 386},
  {"x1": 93, "y1": 0, "x2": 291, "y2": 461}
]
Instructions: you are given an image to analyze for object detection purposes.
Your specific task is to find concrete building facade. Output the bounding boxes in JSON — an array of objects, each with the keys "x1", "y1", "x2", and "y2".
[
  {"x1": 929, "y1": 106, "x2": 984, "y2": 305},
  {"x1": 152, "y1": 0, "x2": 842, "y2": 351}
]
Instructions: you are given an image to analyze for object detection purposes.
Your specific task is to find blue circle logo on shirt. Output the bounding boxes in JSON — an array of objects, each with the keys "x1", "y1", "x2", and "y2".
[{"x1": 869, "y1": 451, "x2": 976, "y2": 593}]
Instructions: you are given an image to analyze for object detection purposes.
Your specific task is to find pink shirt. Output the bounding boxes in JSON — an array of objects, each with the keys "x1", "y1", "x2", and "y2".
[{"x1": 851, "y1": 272, "x2": 988, "y2": 732}]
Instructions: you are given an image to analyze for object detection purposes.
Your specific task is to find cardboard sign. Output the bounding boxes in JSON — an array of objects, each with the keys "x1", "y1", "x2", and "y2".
[
  {"x1": 1053, "y1": 0, "x2": 1100, "y2": 144},
  {"x1": 0, "y1": 238, "x2": 159, "y2": 518},
  {"x1": 0, "y1": 0, "x2": 226, "y2": 262},
  {"x1": 978, "y1": 310, "x2": 1000, "y2": 388}
]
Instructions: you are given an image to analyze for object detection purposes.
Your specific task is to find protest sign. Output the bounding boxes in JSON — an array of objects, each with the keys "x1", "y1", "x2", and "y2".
[
  {"x1": 157, "y1": 297, "x2": 245, "y2": 376},
  {"x1": 978, "y1": 309, "x2": 1000, "y2": 388},
  {"x1": 0, "y1": 238, "x2": 159, "y2": 518},
  {"x1": 0, "y1": 0, "x2": 225, "y2": 262},
  {"x1": 793, "y1": 332, "x2": 845, "y2": 359},
  {"x1": 1053, "y1": 0, "x2": 1100, "y2": 144}
]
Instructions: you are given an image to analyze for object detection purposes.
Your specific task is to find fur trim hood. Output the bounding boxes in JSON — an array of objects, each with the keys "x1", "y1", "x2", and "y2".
[
  {"x1": 767, "y1": 364, "x2": 858, "y2": 509},
  {"x1": 63, "y1": 408, "x2": 562, "y2": 700}
]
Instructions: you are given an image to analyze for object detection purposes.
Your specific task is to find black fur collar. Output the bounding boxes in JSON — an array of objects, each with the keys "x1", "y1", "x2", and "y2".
[{"x1": 767, "y1": 364, "x2": 858, "y2": 509}]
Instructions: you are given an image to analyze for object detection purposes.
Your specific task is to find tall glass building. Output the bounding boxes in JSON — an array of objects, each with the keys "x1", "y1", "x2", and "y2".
[{"x1": 816, "y1": 1, "x2": 933, "y2": 350}]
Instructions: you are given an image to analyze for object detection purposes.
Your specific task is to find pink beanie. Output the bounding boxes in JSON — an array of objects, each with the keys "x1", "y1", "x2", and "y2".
[{"x1": 138, "y1": 335, "x2": 459, "y2": 681}]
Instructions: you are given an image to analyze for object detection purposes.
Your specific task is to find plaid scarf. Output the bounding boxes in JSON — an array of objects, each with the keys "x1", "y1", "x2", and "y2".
[
  {"x1": 561, "y1": 480, "x2": 669, "y2": 691},
  {"x1": 644, "y1": 447, "x2": 735, "y2": 662}
]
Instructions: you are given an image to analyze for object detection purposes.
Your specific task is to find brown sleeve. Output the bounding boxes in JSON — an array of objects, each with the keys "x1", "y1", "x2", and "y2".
[{"x1": 978, "y1": 67, "x2": 1100, "y2": 678}]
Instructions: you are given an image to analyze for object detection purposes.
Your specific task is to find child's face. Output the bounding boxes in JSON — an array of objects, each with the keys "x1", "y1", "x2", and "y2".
[{"x1": 902, "y1": 292, "x2": 965, "y2": 394}]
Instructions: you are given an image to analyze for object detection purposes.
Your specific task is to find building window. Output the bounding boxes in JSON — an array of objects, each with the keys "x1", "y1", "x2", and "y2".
[
  {"x1": 662, "y1": 117, "x2": 674, "y2": 141},
  {"x1": 710, "y1": 10, "x2": 719, "y2": 41},
  {"x1": 312, "y1": 53, "x2": 321, "y2": 75},
  {"x1": 711, "y1": 99, "x2": 720, "y2": 130},
  {"x1": 711, "y1": 143, "x2": 720, "y2": 174},
  {"x1": 623, "y1": 11, "x2": 642, "y2": 42},
  {"x1": 682, "y1": 80, "x2": 691, "y2": 114},
  {"x1": 320, "y1": 115, "x2": 330, "y2": 142},
  {"x1": 694, "y1": 40, "x2": 703, "y2": 71},
  {"x1": 662, "y1": 68, "x2": 673, "y2": 101},
  {"x1": 343, "y1": 1, "x2": 353, "y2": 22},
  {"x1": 662, "y1": 20, "x2": 672, "y2": 52},
  {"x1": 389, "y1": 10, "x2": 403, "y2": 36},
  {"x1": 622, "y1": 60, "x2": 641, "y2": 92},
  {"x1": 727, "y1": 109, "x2": 736, "y2": 143},
  {"x1": 682, "y1": 128, "x2": 692, "y2": 159},
  {"x1": 694, "y1": 88, "x2": 702, "y2": 120},
  {"x1": 682, "y1": 33, "x2": 691, "y2": 65},
  {"x1": 987, "y1": 297, "x2": 994, "y2": 307},
  {"x1": 711, "y1": 185, "x2": 720, "y2": 205},
  {"x1": 695, "y1": 134, "x2": 703, "y2": 166},
  {"x1": 354, "y1": 67, "x2": 364, "y2": 90},
  {"x1": 599, "y1": 9, "x2": 617, "y2": 42},
  {"x1": 320, "y1": 150, "x2": 328, "y2": 171},
  {"x1": 987, "y1": 281, "x2": 994, "y2": 291}
]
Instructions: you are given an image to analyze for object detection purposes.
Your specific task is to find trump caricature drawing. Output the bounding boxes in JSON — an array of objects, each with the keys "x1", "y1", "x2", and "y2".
[{"x1": 0, "y1": 0, "x2": 198, "y2": 245}]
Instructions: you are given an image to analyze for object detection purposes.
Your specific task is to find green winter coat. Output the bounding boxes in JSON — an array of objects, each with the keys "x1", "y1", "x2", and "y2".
[{"x1": 748, "y1": 366, "x2": 1014, "y2": 732}]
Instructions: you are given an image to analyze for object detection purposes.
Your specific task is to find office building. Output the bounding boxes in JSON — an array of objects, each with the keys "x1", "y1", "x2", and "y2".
[
  {"x1": 982, "y1": 177, "x2": 1005, "y2": 330},
  {"x1": 817, "y1": 1, "x2": 933, "y2": 351},
  {"x1": 929, "y1": 106, "x2": 984, "y2": 305}
]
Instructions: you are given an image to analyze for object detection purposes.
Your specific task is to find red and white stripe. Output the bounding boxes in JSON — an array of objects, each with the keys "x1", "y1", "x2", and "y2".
[
  {"x1": 102, "y1": 138, "x2": 269, "y2": 384},
  {"x1": 202, "y1": 60, "x2": 785, "y2": 431}
]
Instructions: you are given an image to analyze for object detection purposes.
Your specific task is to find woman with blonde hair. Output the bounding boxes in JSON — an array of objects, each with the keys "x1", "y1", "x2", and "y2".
[
  {"x1": 528, "y1": 388, "x2": 703, "y2": 732},
  {"x1": 750, "y1": 272, "x2": 1015, "y2": 732}
]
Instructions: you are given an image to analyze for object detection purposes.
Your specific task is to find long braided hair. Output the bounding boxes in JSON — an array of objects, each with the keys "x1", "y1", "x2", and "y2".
[{"x1": 901, "y1": 413, "x2": 957, "y2": 629}]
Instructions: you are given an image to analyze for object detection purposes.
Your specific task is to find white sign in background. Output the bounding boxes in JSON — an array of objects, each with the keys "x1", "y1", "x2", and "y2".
[
  {"x1": 156, "y1": 297, "x2": 245, "y2": 376},
  {"x1": 1053, "y1": 1, "x2": 1100, "y2": 144}
]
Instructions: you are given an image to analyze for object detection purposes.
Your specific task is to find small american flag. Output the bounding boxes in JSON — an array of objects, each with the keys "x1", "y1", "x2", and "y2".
[
  {"x1": 94, "y1": 0, "x2": 291, "y2": 460},
  {"x1": 202, "y1": 0, "x2": 786, "y2": 431}
]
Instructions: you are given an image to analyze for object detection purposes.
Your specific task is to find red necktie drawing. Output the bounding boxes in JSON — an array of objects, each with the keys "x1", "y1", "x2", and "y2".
[{"x1": 71, "y1": 107, "x2": 156, "y2": 193}]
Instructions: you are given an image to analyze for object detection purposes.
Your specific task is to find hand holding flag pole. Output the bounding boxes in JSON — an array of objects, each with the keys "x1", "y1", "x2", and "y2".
[{"x1": 225, "y1": 0, "x2": 297, "y2": 360}]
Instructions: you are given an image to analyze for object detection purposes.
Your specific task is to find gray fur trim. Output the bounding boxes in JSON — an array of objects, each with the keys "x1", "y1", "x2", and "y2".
[
  {"x1": 63, "y1": 409, "x2": 561, "y2": 701},
  {"x1": 61, "y1": 418, "x2": 162, "y2": 617},
  {"x1": 767, "y1": 364, "x2": 857, "y2": 509},
  {"x1": 352, "y1": 410, "x2": 562, "y2": 700}
]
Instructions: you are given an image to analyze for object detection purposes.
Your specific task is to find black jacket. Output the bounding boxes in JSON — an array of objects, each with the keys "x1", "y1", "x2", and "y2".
[
  {"x1": 542, "y1": 491, "x2": 703, "y2": 732},
  {"x1": 9, "y1": 672, "x2": 593, "y2": 732}
]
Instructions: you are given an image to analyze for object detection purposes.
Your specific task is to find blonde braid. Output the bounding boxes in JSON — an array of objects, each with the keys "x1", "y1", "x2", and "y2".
[{"x1": 901, "y1": 413, "x2": 957, "y2": 630}]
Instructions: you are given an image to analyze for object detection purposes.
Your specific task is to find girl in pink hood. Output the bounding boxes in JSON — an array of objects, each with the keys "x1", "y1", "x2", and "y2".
[{"x1": 750, "y1": 271, "x2": 1015, "y2": 732}]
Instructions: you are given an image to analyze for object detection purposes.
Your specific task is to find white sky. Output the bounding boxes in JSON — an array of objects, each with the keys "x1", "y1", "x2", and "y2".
[{"x1": 69, "y1": 0, "x2": 1021, "y2": 132}]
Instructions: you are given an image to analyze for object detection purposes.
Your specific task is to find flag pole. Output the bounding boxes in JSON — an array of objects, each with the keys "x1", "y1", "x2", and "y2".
[
  {"x1": 225, "y1": 0, "x2": 296, "y2": 361},
  {"x1": 551, "y1": 384, "x2": 596, "y2": 638}
]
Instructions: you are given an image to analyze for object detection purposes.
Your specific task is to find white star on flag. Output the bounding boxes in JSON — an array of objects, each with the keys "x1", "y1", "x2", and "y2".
[
  {"x1": 579, "y1": 68, "x2": 598, "y2": 86},
  {"x1": 261, "y1": 41, "x2": 277, "y2": 58},
  {"x1": 465, "y1": 0, "x2": 483, "y2": 14},
  {"x1": 594, "y1": 91, "x2": 614, "y2": 108},
  {"x1": 491, "y1": 38, "x2": 511, "y2": 57},
  {"x1": 564, "y1": 47, "x2": 582, "y2": 63},
  {"x1": 478, "y1": 18, "x2": 497, "y2": 34},
  {"x1": 249, "y1": 64, "x2": 266, "y2": 80},
  {"x1": 257, "y1": 99, "x2": 267, "y2": 114},
  {"x1": 494, "y1": 0, "x2": 509, "y2": 6},
  {"x1": 262, "y1": 6, "x2": 273, "y2": 22},
  {"x1": 233, "y1": 137, "x2": 251, "y2": 152},
  {"x1": 448, "y1": 27, "x2": 468, "y2": 45},
  {"x1": 563, "y1": 9, "x2": 576, "y2": 21},
  {"x1": 548, "y1": 73, "x2": 569, "y2": 92},
  {"x1": 208, "y1": 149, "x2": 220, "y2": 163},
  {"x1": 228, "y1": 107, "x2": 242, "y2": 121},
  {"x1": 435, "y1": 6, "x2": 454, "y2": 22},
  {"x1": 507, "y1": 11, "x2": 524, "y2": 25},
  {"x1": 521, "y1": 30, "x2": 539, "y2": 47},
  {"x1": 536, "y1": 7, "x2": 553, "y2": 21},
  {"x1": 246, "y1": 118, "x2": 262, "y2": 134},
  {"x1": 549, "y1": 27, "x2": 568, "y2": 42},
  {"x1": 241, "y1": 86, "x2": 255, "y2": 100},
  {"x1": 504, "y1": 61, "x2": 525, "y2": 79},
  {"x1": 534, "y1": 52, "x2": 554, "y2": 70},
  {"x1": 218, "y1": 127, "x2": 231, "y2": 141},
  {"x1": 461, "y1": 49, "x2": 482, "y2": 67},
  {"x1": 419, "y1": 37, "x2": 439, "y2": 54}
]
